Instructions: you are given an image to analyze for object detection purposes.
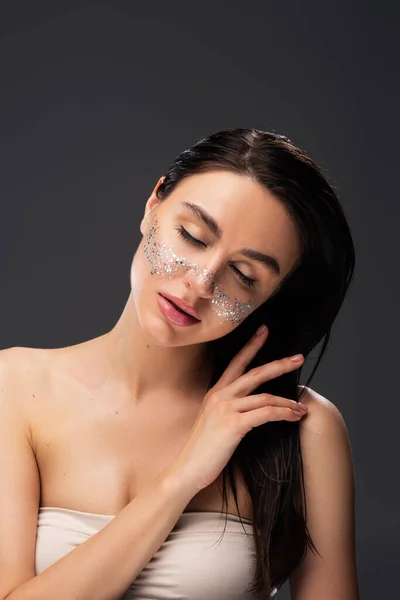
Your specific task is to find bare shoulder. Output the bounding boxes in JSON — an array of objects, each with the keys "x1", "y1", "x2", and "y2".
[
  {"x1": 0, "y1": 346, "x2": 32, "y2": 390},
  {"x1": 0, "y1": 345, "x2": 50, "y2": 384},
  {"x1": 0, "y1": 346, "x2": 51, "y2": 426},
  {"x1": 296, "y1": 383, "x2": 350, "y2": 440}
]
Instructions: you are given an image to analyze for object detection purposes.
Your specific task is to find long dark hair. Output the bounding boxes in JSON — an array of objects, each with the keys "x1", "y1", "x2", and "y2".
[{"x1": 154, "y1": 128, "x2": 355, "y2": 597}]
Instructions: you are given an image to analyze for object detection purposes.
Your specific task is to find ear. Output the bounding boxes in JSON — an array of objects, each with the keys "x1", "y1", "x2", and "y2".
[{"x1": 140, "y1": 175, "x2": 166, "y2": 235}]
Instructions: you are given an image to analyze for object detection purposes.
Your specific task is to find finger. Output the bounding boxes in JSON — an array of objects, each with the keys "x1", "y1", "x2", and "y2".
[
  {"x1": 228, "y1": 354, "x2": 304, "y2": 398},
  {"x1": 240, "y1": 404, "x2": 305, "y2": 431},
  {"x1": 212, "y1": 325, "x2": 269, "y2": 393},
  {"x1": 230, "y1": 393, "x2": 307, "y2": 414}
]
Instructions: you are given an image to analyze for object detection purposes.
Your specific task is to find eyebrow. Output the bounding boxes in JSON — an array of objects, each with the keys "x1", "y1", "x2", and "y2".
[{"x1": 180, "y1": 201, "x2": 282, "y2": 276}]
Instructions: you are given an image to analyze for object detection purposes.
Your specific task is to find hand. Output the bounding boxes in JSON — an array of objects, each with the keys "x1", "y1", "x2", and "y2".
[{"x1": 166, "y1": 325, "x2": 307, "y2": 496}]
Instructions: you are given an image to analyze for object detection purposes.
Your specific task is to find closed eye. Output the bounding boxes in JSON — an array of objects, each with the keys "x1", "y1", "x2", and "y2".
[{"x1": 175, "y1": 225, "x2": 257, "y2": 289}]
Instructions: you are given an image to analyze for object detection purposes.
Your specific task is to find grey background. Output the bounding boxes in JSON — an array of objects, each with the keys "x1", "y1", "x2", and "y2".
[{"x1": 1, "y1": 1, "x2": 398, "y2": 597}]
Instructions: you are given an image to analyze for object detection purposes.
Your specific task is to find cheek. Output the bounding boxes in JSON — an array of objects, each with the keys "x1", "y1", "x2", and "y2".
[
  {"x1": 209, "y1": 288, "x2": 262, "y2": 327},
  {"x1": 129, "y1": 242, "x2": 155, "y2": 295},
  {"x1": 129, "y1": 250, "x2": 142, "y2": 296},
  {"x1": 142, "y1": 215, "x2": 192, "y2": 280}
]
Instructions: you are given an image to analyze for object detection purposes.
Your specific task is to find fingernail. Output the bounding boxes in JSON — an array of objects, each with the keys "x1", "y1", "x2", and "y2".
[
  {"x1": 293, "y1": 410, "x2": 304, "y2": 417},
  {"x1": 255, "y1": 324, "x2": 267, "y2": 336},
  {"x1": 289, "y1": 354, "x2": 303, "y2": 361}
]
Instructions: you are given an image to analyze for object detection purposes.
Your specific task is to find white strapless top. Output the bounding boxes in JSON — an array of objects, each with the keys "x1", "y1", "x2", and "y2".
[{"x1": 35, "y1": 506, "x2": 278, "y2": 599}]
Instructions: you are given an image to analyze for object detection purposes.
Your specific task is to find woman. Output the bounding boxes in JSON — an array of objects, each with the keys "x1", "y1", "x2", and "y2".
[{"x1": 0, "y1": 128, "x2": 359, "y2": 599}]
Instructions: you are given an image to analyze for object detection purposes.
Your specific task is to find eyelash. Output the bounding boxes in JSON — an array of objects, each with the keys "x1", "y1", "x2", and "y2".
[{"x1": 175, "y1": 226, "x2": 257, "y2": 289}]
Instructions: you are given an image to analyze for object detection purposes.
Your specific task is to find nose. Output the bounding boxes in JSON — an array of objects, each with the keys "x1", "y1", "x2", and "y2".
[{"x1": 183, "y1": 264, "x2": 216, "y2": 299}]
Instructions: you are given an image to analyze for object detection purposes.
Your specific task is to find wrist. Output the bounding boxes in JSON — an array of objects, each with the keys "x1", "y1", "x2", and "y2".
[{"x1": 159, "y1": 465, "x2": 198, "y2": 502}]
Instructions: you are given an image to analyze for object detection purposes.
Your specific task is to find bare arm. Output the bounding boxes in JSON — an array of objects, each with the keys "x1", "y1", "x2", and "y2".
[
  {"x1": 289, "y1": 389, "x2": 360, "y2": 599},
  {"x1": 0, "y1": 348, "x2": 197, "y2": 600}
]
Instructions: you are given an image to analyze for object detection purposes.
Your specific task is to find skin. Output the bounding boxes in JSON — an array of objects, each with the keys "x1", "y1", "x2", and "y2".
[{"x1": 0, "y1": 170, "x2": 359, "y2": 597}]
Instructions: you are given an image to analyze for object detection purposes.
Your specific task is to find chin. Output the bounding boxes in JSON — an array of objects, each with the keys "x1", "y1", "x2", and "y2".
[{"x1": 137, "y1": 306, "x2": 183, "y2": 347}]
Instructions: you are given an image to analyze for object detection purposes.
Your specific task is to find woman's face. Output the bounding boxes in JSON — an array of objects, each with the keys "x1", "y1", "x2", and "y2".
[{"x1": 130, "y1": 170, "x2": 300, "y2": 347}]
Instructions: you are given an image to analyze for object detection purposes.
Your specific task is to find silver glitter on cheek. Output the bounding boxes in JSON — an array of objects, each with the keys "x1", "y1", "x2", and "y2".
[{"x1": 143, "y1": 214, "x2": 263, "y2": 325}]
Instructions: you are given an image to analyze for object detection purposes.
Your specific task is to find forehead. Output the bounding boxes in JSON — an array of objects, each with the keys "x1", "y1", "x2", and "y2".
[{"x1": 164, "y1": 170, "x2": 300, "y2": 276}]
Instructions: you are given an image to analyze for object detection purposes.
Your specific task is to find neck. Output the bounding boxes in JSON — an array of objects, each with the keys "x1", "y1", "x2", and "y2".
[{"x1": 93, "y1": 292, "x2": 213, "y2": 402}]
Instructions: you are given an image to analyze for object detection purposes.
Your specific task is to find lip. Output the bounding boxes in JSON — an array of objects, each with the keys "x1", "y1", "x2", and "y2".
[
  {"x1": 157, "y1": 294, "x2": 200, "y2": 327},
  {"x1": 160, "y1": 293, "x2": 200, "y2": 320}
]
